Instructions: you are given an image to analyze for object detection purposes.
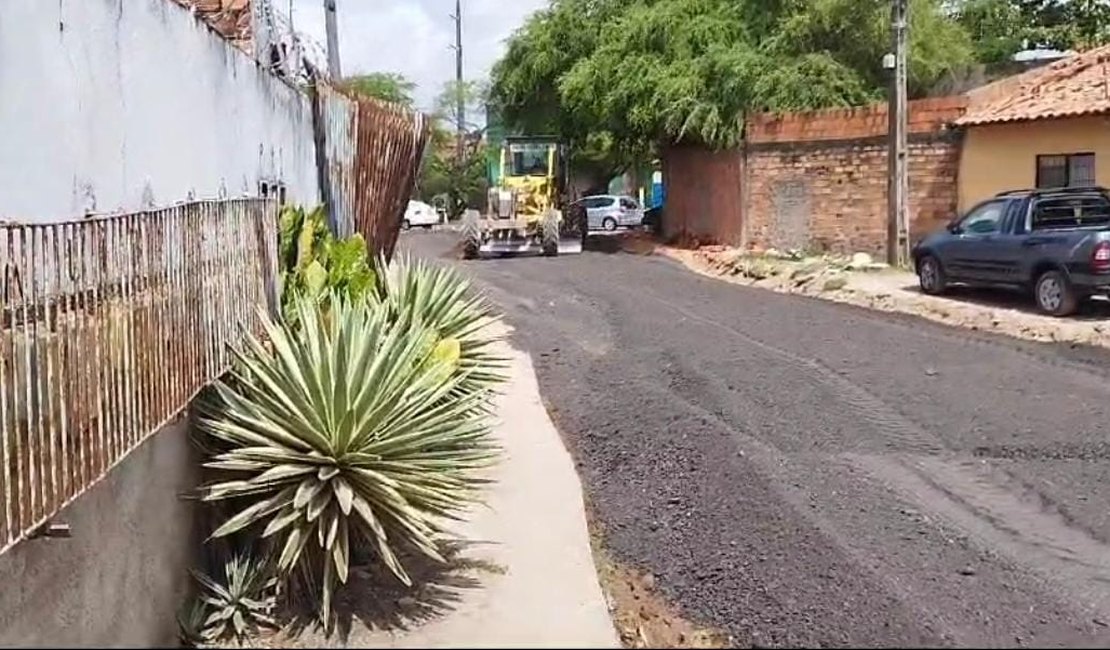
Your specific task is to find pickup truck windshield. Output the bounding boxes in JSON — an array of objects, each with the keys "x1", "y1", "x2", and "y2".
[{"x1": 1032, "y1": 194, "x2": 1110, "y2": 231}]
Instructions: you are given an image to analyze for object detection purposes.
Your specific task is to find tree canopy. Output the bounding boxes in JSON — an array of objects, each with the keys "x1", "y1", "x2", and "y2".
[
  {"x1": 491, "y1": 0, "x2": 647, "y2": 189},
  {"x1": 491, "y1": 0, "x2": 978, "y2": 156},
  {"x1": 432, "y1": 80, "x2": 490, "y2": 132},
  {"x1": 493, "y1": 0, "x2": 1110, "y2": 157},
  {"x1": 339, "y1": 72, "x2": 417, "y2": 106},
  {"x1": 953, "y1": 0, "x2": 1110, "y2": 63}
]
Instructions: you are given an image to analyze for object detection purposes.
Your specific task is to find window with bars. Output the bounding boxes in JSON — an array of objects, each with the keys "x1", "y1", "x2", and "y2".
[{"x1": 1036, "y1": 153, "x2": 1096, "y2": 189}]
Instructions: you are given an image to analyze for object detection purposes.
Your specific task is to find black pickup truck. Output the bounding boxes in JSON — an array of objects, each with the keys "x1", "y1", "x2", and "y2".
[{"x1": 912, "y1": 186, "x2": 1110, "y2": 316}]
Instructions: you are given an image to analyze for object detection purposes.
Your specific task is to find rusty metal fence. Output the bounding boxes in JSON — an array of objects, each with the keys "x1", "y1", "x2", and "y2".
[
  {"x1": 0, "y1": 199, "x2": 279, "y2": 553},
  {"x1": 315, "y1": 84, "x2": 430, "y2": 257}
]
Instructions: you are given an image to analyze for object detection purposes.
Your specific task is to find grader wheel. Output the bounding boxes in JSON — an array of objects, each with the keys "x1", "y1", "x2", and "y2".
[
  {"x1": 461, "y1": 210, "x2": 482, "y2": 259},
  {"x1": 541, "y1": 209, "x2": 560, "y2": 257}
]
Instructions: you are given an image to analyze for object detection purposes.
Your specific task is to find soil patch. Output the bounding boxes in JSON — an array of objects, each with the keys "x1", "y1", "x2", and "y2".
[
  {"x1": 619, "y1": 234, "x2": 1110, "y2": 351},
  {"x1": 586, "y1": 506, "x2": 730, "y2": 649}
]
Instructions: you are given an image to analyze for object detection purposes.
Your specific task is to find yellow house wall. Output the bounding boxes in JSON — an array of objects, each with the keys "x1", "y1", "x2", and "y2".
[{"x1": 958, "y1": 115, "x2": 1110, "y2": 212}]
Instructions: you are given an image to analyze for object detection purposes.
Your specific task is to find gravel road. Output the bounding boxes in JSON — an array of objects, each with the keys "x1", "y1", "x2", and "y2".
[{"x1": 404, "y1": 231, "x2": 1110, "y2": 648}]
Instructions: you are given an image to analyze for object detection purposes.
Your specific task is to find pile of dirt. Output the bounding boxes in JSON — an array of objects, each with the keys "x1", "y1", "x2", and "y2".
[{"x1": 672, "y1": 246, "x2": 885, "y2": 299}]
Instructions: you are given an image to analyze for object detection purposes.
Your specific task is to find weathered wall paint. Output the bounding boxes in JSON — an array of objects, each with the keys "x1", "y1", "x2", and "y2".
[{"x1": 0, "y1": 0, "x2": 320, "y2": 221}]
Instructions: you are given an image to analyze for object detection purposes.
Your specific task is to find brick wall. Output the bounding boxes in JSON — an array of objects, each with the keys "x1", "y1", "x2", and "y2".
[
  {"x1": 745, "y1": 139, "x2": 960, "y2": 255},
  {"x1": 661, "y1": 96, "x2": 966, "y2": 256},
  {"x1": 661, "y1": 146, "x2": 744, "y2": 245},
  {"x1": 747, "y1": 96, "x2": 966, "y2": 255}
]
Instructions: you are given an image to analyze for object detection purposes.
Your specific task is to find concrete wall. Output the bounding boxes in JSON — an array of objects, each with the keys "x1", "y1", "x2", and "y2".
[
  {"x1": 959, "y1": 115, "x2": 1110, "y2": 211},
  {"x1": 0, "y1": 416, "x2": 201, "y2": 646},
  {"x1": 0, "y1": 0, "x2": 320, "y2": 222}
]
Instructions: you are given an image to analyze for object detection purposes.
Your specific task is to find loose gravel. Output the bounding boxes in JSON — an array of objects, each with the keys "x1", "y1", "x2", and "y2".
[{"x1": 405, "y1": 231, "x2": 1110, "y2": 648}]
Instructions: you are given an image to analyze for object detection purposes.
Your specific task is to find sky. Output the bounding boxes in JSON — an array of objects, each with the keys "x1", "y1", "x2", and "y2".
[{"x1": 288, "y1": 0, "x2": 547, "y2": 112}]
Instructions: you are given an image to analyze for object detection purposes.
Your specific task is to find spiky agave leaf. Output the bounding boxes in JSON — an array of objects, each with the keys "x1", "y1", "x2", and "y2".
[
  {"x1": 190, "y1": 553, "x2": 277, "y2": 643},
  {"x1": 198, "y1": 295, "x2": 500, "y2": 628},
  {"x1": 371, "y1": 253, "x2": 508, "y2": 398}
]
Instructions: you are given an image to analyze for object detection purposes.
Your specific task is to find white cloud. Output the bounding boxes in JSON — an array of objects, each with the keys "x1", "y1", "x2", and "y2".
[{"x1": 288, "y1": 0, "x2": 545, "y2": 112}]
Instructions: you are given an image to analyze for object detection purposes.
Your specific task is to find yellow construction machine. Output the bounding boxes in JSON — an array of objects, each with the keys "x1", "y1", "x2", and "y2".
[{"x1": 461, "y1": 136, "x2": 585, "y2": 258}]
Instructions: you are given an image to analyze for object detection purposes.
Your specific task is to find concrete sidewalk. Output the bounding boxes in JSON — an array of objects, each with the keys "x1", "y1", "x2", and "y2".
[{"x1": 289, "y1": 324, "x2": 618, "y2": 649}]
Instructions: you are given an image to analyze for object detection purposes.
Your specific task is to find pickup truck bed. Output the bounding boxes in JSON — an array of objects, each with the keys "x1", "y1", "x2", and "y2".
[{"x1": 912, "y1": 186, "x2": 1110, "y2": 316}]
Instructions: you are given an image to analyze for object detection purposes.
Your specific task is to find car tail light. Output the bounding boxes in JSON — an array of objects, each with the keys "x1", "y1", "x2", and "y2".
[{"x1": 1093, "y1": 242, "x2": 1110, "y2": 272}]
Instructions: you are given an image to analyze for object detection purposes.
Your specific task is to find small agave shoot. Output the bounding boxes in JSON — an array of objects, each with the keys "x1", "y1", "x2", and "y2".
[
  {"x1": 198, "y1": 295, "x2": 502, "y2": 628},
  {"x1": 187, "y1": 554, "x2": 277, "y2": 643}
]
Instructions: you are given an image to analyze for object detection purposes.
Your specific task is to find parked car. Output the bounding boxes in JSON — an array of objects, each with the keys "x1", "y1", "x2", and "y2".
[
  {"x1": 912, "y1": 186, "x2": 1110, "y2": 316},
  {"x1": 403, "y1": 200, "x2": 440, "y2": 230},
  {"x1": 573, "y1": 194, "x2": 645, "y2": 231}
]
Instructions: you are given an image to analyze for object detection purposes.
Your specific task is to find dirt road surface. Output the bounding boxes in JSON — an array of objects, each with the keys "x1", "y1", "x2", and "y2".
[{"x1": 403, "y1": 231, "x2": 1110, "y2": 648}]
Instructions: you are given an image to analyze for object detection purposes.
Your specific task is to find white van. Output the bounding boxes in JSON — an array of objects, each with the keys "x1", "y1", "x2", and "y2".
[{"x1": 403, "y1": 200, "x2": 441, "y2": 230}]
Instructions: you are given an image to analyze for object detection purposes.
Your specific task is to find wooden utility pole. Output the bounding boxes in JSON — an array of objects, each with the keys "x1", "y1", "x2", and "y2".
[
  {"x1": 452, "y1": 0, "x2": 465, "y2": 164},
  {"x1": 323, "y1": 0, "x2": 342, "y2": 78},
  {"x1": 887, "y1": 0, "x2": 909, "y2": 267}
]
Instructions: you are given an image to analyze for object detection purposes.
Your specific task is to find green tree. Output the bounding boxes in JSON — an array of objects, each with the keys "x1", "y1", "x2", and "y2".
[
  {"x1": 953, "y1": 0, "x2": 1027, "y2": 64},
  {"x1": 340, "y1": 72, "x2": 416, "y2": 106},
  {"x1": 953, "y1": 0, "x2": 1110, "y2": 61},
  {"x1": 490, "y1": 0, "x2": 648, "y2": 193},
  {"x1": 433, "y1": 79, "x2": 490, "y2": 131},
  {"x1": 415, "y1": 81, "x2": 492, "y2": 219},
  {"x1": 419, "y1": 139, "x2": 489, "y2": 217},
  {"x1": 493, "y1": 0, "x2": 975, "y2": 156}
]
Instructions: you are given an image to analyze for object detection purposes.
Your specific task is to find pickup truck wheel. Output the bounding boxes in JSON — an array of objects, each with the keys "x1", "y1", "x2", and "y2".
[
  {"x1": 1034, "y1": 269, "x2": 1078, "y2": 317},
  {"x1": 917, "y1": 255, "x2": 947, "y2": 295}
]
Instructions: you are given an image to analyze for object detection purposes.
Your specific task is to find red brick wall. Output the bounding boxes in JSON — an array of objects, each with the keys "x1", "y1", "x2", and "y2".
[
  {"x1": 661, "y1": 146, "x2": 744, "y2": 245},
  {"x1": 660, "y1": 96, "x2": 966, "y2": 255},
  {"x1": 745, "y1": 97, "x2": 965, "y2": 255},
  {"x1": 748, "y1": 96, "x2": 968, "y2": 144},
  {"x1": 745, "y1": 140, "x2": 960, "y2": 255}
]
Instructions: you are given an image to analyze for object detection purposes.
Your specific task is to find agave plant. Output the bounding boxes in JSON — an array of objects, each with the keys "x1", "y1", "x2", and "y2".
[
  {"x1": 190, "y1": 553, "x2": 278, "y2": 643},
  {"x1": 197, "y1": 295, "x2": 500, "y2": 626},
  {"x1": 371, "y1": 254, "x2": 506, "y2": 397},
  {"x1": 176, "y1": 599, "x2": 208, "y2": 647}
]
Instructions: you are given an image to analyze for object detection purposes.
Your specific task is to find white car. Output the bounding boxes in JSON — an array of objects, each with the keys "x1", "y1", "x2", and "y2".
[
  {"x1": 403, "y1": 200, "x2": 441, "y2": 230},
  {"x1": 573, "y1": 195, "x2": 645, "y2": 231}
]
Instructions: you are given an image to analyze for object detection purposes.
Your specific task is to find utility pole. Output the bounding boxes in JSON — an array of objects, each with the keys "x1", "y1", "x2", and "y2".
[
  {"x1": 451, "y1": 0, "x2": 465, "y2": 165},
  {"x1": 323, "y1": 0, "x2": 342, "y2": 78},
  {"x1": 886, "y1": 0, "x2": 909, "y2": 267}
]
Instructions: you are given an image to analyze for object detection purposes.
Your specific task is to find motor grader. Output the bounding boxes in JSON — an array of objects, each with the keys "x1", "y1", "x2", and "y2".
[{"x1": 460, "y1": 135, "x2": 586, "y2": 258}]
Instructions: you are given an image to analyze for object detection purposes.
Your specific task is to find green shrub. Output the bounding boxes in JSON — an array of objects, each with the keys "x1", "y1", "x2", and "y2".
[
  {"x1": 278, "y1": 204, "x2": 376, "y2": 325},
  {"x1": 198, "y1": 295, "x2": 500, "y2": 627}
]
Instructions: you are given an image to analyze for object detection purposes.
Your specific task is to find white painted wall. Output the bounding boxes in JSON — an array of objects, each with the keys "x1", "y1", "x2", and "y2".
[{"x1": 0, "y1": 0, "x2": 320, "y2": 222}]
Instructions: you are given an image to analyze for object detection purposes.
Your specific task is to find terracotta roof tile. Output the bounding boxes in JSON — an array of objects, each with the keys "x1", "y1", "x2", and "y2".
[
  {"x1": 170, "y1": 0, "x2": 253, "y2": 51},
  {"x1": 959, "y1": 45, "x2": 1110, "y2": 126}
]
